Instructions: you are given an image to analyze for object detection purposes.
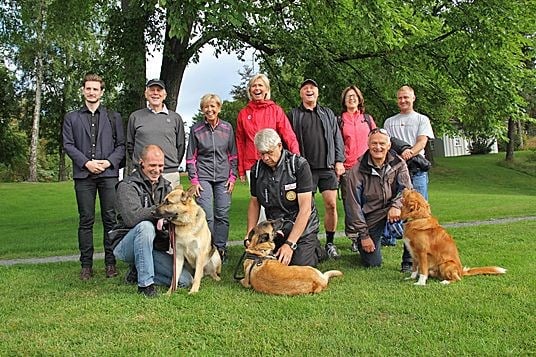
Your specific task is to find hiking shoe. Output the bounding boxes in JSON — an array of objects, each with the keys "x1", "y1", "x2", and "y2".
[
  {"x1": 325, "y1": 243, "x2": 341, "y2": 260},
  {"x1": 105, "y1": 265, "x2": 118, "y2": 278},
  {"x1": 124, "y1": 265, "x2": 138, "y2": 285},
  {"x1": 350, "y1": 240, "x2": 359, "y2": 253},
  {"x1": 400, "y1": 262, "x2": 412, "y2": 273},
  {"x1": 80, "y1": 267, "x2": 93, "y2": 281},
  {"x1": 138, "y1": 284, "x2": 158, "y2": 298}
]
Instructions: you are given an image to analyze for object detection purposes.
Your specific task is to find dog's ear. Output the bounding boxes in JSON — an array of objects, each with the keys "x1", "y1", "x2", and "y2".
[{"x1": 247, "y1": 227, "x2": 257, "y2": 242}]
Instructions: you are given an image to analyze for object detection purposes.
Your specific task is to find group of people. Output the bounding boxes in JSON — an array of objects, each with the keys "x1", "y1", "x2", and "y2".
[{"x1": 63, "y1": 72, "x2": 434, "y2": 297}]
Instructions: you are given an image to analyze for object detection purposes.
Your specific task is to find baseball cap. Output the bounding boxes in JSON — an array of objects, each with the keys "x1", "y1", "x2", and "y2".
[
  {"x1": 300, "y1": 79, "x2": 318, "y2": 89},
  {"x1": 146, "y1": 78, "x2": 166, "y2": 90}
]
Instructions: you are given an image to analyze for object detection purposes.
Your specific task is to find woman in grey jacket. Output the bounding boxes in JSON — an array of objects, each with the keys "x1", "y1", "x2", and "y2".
[{"x1": 186, "y1": 94, "x2": 238, "y2": 263}]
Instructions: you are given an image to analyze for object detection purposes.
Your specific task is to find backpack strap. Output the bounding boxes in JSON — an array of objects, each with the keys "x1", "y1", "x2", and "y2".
[
  {"x1": 286, "y1": 153, "x2": 297, "y2": 180},
  {"x1": 363, "y1": 113, "x2": 373, "y2": 131}
]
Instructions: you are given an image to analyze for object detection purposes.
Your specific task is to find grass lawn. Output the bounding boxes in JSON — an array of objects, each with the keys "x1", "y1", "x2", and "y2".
[{"x1": 0, "y1": 152, "x2": 535, "y2": 355}]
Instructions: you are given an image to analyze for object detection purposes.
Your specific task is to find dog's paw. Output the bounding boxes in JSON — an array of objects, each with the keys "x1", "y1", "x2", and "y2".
[
  {"x1": 188, "y1": 287, "x2": 200, "y2": 294},
  {"x1": 410, "y1": 271, "x2": 418, "y2": 279},
  {"x1": 440, "y1": 280, "x2": 451, "y2": 285},
  {"x1": 414, "y1": 281, "x2": 426, "y2": 286}
]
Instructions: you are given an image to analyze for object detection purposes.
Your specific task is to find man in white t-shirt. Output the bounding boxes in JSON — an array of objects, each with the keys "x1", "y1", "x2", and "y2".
[{"x1": 384, "y1": 85, "x2": 435, "y2": 273}]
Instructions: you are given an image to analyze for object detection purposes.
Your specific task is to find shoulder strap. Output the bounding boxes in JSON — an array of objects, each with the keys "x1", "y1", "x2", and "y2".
[
  {"x1": 286, "y1": 153, "x2": 297, "y2": 179},
  {"x1": 337, "y1": 115, "x2": 343, "y2": 130},
  {"x1": 363, "y1": 113, "x2": 373, "y2": 131}
]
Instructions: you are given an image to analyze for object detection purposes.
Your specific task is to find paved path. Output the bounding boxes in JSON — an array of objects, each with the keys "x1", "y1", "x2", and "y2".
[{"x1": 1, "y1": 216, "x2": 535, "y2": 267}]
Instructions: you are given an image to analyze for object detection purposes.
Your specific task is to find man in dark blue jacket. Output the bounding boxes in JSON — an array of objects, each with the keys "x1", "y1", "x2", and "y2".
[{"x1": 62, "y1": 73, "x2": 125, "y2": 280}]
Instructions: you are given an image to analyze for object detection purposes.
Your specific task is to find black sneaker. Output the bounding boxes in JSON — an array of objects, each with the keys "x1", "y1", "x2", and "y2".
[
  {"x1": 325, "y1": 243, "x2": 341, "y2": 260},
  {"x1": 400, "y1": 262, "x2": 412, "y2": 273},
  {"x1": 124, "y1": 265, "x2": 137, "y2": 285},
  {"x1": 138, "y1": 284, "x2": 158, "y2": 298}
]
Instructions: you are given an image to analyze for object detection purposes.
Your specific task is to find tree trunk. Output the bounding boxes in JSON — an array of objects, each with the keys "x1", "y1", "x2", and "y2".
[
  {"x1": 517, "y1": 120, "x2": 524, "y2": 149},
  {"x1": 160, "y1": 25, "x2": 191, "y2": 112},
  {"x1": 505, "y1": 117, "x2": 515, "y2": 161},
  {"x1": 28, "y1": 55, "x2": 43, "y2": 182},
  {"x1": 58, "y1": 53, "x2": 72, "y2": 181}
]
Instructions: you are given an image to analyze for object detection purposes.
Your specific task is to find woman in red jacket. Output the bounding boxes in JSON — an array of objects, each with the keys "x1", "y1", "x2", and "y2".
[{"x1": 236, "y1": 74, "x2": 300, "y2": 184}]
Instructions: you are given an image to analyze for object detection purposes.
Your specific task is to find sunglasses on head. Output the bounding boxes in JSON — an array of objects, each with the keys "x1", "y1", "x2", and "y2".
[{"x1": 368, "y1": 128, "x2": 389, "y2": 137}]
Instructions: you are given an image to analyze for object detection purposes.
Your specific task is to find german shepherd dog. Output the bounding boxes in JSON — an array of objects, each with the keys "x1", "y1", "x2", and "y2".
[
  {"x1": 241, "y1": 219, "x2": 342, "y2": 295},
  {"x1": 156, "y1": 185, "x2": 221, "y2": 294},
  {"x1": 400, "y1": 188, "x2": 506, "y2": 285}
]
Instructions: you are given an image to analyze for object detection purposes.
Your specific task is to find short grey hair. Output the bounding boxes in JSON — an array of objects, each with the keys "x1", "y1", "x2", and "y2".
[{"x1": 254, "y1": 128, "x2": 281, "y2": 152}]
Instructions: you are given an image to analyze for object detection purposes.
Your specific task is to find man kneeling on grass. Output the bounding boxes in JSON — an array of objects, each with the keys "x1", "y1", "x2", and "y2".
[
  {"x1": 343, "y1": 128, "x2": 412, "y2": 267},
  {"x1": 111, "y1": 145, "x2": 193, "y2": 298}
]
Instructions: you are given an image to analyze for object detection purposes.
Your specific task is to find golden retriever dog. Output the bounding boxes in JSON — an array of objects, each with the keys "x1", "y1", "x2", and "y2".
[
  {"x1": 241, "y1": 219, "x2": 342, "y2": 295},
  {"x1": 400, "y1": 188, "x2": 506, "y2": 285},
  {"x1": 156, "y1": 185, "x2": 221, "y2": 294}
]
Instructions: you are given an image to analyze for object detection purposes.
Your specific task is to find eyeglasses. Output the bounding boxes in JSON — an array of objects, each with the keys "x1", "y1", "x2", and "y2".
[{"x1": 368, "y1": 128, "x2": 389, "y2": 137}]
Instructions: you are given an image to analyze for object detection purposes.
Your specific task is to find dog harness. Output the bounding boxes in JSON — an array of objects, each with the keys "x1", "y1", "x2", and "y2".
[{"x1": 233, "y1": 251, "x2": 277, "y2": 282}]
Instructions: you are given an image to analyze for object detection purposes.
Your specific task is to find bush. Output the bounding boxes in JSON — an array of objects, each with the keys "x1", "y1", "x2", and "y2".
[{"x1": 468, "y1": 137, "x2": 494, "y2": 155}]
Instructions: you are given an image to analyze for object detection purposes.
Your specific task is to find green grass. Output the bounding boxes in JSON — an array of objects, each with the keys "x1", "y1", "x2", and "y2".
[
  {"x1": 0, "y1": 152, "x2": 535, "y2": 355},
  {"x1": 1, "y1": 222, "x2": 535, "y2": 355}
]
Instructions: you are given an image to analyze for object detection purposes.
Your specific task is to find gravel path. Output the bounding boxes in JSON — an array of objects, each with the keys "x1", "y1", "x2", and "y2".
[{"x1": 1, "y1": 216, "x2": 535, "y2": 267}]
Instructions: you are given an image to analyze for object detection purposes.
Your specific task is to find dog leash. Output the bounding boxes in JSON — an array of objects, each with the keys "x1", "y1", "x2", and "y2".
[
  {"x1": 233, "y1": 251, "x2": 246, "y2": 281},
  {"x1": 169, "y1": 223, "x2": 177, "y2": 292}
]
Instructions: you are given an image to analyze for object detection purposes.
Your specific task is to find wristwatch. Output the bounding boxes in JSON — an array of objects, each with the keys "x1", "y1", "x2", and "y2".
[{"x1": 285, "y1": 240, "x2": 298, "y2": 251}]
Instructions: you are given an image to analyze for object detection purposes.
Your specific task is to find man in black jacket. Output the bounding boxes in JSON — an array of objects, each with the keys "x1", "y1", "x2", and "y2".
[
  {"x1": 287, "y1": 79, "x2": 345, "y2": 260},
  {"x1": 112, "y1": 145, "x2": 192, "y2": 297},
  {"x1": 62, "y1": 73, "x2": 125, "y2": 280}
]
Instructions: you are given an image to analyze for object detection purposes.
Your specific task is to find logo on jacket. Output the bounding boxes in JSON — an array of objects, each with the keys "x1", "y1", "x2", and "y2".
[{"x1": 285, "y1": 191, "x2": 297, "y2": 201}]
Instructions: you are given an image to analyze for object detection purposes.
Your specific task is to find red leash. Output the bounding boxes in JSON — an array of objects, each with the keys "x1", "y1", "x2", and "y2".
[{"x1": 169, "y1": 222, "x2": 176, "y2": 292}]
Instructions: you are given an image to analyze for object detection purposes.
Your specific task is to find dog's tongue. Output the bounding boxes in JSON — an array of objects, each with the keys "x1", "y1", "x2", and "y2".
[
  {"x1": 156, "y1": 218, "x2": 165, "y2": 231},
  {"x1": 276, "y1": 230, "x2": 284, "y2": 238}
]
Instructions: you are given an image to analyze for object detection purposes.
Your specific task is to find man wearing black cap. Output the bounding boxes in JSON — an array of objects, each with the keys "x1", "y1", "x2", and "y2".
[
  {"x1": 288, "y1": 79, "x2": 345, "y2": 259},
  {"x1": 126, "y1": 78, "x2": 186, "y2": 188}
]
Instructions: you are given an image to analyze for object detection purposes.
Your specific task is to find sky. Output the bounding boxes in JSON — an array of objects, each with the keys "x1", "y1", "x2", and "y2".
[{"x1": 146, "y1": 47, "x2": 256, "y2": 126}]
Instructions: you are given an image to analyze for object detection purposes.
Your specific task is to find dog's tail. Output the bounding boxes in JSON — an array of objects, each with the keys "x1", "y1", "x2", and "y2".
[
  {"x1": 323, "y1": 270, "x2": 343, "y2": 280},
  {"x1": 462, "y1": 266, "x2": 506, "y2": 276}
]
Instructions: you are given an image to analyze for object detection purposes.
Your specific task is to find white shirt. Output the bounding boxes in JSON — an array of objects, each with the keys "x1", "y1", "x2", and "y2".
[{"x1": 384, "y1": 111, "x2": 435, "y2": 156}]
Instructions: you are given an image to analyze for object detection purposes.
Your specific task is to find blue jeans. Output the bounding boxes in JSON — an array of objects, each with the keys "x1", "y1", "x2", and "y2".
[
  {"x1": 356, "y1": 219, "x2": 384, "y2": 267},
  {"x1": 196, "y1": 181, "x2": 231, "y2": 251},
  {"x1": 411, "y1": 171, "x2": 429, "y2": 200},
  {"x1": 113, "y1": 221, "x2": 193, "y2": 288},
  {"x1": 74, "y1": 176, "x2": 117, "y2": 267},
  {"x1": 401, "y1": 171, "x2": 430, "y2": 265}
]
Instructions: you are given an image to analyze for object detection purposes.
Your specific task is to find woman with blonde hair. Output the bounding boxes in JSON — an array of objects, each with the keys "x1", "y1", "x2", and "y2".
[{"x1": 186, "y1": 93, "x2": 238, "y2": 263}]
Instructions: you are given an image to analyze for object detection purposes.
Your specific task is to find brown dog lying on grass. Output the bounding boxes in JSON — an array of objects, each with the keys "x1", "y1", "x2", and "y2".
[
  {"x1": 241, "y1": 219, "x2": 342, "y2": 295},
  {"x1": 156, "y1": 185, "x2": 221, "y2": 294},
  {"x1": 400, "y1": 188, "x2": 506, "y2": 285}
]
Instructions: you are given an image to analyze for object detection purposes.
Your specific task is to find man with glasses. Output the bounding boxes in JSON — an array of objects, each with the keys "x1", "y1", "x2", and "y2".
[
  {"x1": 245, "y1": 128, "x2": 325, "y2": 267},
  {"x1": 343, "y1": 128, "x2": 412, "y2": 267},
  {"x1": 384, "y1": 85, "x2": 434, "y2": 272}
]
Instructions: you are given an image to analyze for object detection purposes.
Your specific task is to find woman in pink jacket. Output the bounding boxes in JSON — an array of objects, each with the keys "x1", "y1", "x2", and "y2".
[
  {"x1": 339, "y1": 85, "x2": 377, "y2": 171},
  {"x1": 339, "y1": 85, "x2": 377, "y2": 252},
  {"x1": 236, "y1": 74, "x2": 300, "y2": 183}
]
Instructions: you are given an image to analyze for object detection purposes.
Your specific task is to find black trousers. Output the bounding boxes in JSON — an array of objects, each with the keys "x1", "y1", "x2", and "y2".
[{"x1": 74, "y1": 176, "x2": 118, "y2": 267}]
